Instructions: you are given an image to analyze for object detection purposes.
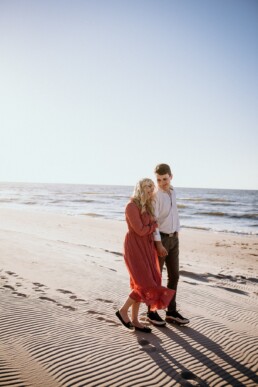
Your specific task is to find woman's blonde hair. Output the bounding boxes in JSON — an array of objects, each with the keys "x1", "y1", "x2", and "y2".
[{"x1": 131, "y1": 178, "x2": 155, "y2": 217}]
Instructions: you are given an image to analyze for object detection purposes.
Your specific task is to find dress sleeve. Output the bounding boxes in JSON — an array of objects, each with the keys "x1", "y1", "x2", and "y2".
[{"x1": 126, "y1": 202, "x2": 157, "y2": 236}]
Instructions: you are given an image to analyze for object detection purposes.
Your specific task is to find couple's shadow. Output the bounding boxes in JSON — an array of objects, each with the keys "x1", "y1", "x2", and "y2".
[{"x1": 135, "y1": 323, "x2": 257, "y2": 386}]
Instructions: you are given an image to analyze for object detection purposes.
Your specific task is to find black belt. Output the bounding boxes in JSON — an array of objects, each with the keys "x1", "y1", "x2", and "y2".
[{"x1": 160, "y1": 231, "x2": 177, "y2": 237}]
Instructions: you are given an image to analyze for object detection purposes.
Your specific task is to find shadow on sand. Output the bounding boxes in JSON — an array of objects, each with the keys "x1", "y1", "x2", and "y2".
[{"x1": 135, "y1": 323, "x2": 258, "y2": 386}]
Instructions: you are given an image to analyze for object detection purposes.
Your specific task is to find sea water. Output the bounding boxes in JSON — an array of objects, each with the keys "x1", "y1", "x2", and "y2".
[{"x1": 0, "y1": 182, "x2": 257, "y2": 235}]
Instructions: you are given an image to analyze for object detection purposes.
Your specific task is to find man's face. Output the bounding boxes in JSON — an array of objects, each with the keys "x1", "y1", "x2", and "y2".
[{"x1": 156, "y1": 173, "x2": 172, "y2": 191}]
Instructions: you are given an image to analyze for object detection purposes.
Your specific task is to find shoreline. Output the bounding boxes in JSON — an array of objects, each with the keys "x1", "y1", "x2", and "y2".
[
  {"x1": 0, "y1": 182, "x2": 257, "y2": 236},
  {"x1": 1, "y1": 204, "x2": 258, "y2": 235},
  {"x1": 0, "y1": 207, "x2": 257, "y2": 386}
]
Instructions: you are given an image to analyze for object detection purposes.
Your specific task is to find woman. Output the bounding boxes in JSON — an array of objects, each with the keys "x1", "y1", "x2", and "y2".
[{"x1": 116, "y1": 178, "x2": 175, "y2": 333}]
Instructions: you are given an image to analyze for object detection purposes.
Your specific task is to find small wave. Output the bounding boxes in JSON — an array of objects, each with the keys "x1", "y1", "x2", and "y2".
[
  {"x1": 182, "y1": 225, "x2": 211, "y2": 231},
  {"x1": 177, "y1": 204, "x2": 187, "y2": 209},
  {"x1": 231, "y1": 213, "x2": 258, "y2": 220},
  {"x1": 180, "y1": 197, "x2": 233, "y2": 203},
  {"x1": 50, "y1": 199, "x2": 102, "y2": 204},
  {"x1": 81, "y1": 192, "x2": 105, "y2": 195},
  {"x1": 70, "y1": 199, "x2": 96, "y2": 203},
  {"x1": 195, "y1": 211, "x2": 258, "y2": 220},
  {"x1": 195, "y1": 211, "x2": 226, "y2": 217},
  {"x1": 182, "y1": 225, "x2": 258, "y2": 235},
  {"x1": 82, "y1": 213, "x2": 104, "y2": 218}
]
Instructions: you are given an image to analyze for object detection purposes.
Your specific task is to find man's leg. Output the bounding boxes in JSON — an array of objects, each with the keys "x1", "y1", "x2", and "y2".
[
  {"x1": 164, "y1": 234, "x2": 189, "y2": 325},
  {"x1": 165, "y1": 235, "x2": 179, "y2": 312}
]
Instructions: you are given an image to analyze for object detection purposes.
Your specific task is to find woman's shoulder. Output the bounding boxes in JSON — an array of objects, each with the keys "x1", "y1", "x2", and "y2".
[{"x1": 126, "y1": 200, "x2": 140, "y2": 212}]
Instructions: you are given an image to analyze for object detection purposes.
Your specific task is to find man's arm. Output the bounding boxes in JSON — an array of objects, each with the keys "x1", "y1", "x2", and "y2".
[{"x1": 153, "y1": 193, "x2": 168, "y2": 257}]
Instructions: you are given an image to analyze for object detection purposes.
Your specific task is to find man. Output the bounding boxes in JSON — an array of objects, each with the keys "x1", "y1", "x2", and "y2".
[{"x1": 147, "y1": 163, "x2": 189, "y2": 326}]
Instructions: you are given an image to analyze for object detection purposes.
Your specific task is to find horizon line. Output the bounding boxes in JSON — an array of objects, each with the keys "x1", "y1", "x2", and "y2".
[{"x1": 0, "y1": 180, "x2": 257, "y2": 192}]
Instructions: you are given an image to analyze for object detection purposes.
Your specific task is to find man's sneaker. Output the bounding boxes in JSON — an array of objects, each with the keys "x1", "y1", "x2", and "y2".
[
  {"x1": 165, "y1": 311, "x2": 189, "y2": 325},
  {"x1": 147, "y1": 311, "x2": 166, "y2": 326}
]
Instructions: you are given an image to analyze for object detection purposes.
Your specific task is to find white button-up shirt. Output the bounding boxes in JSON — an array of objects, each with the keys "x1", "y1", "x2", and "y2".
[{"x1": 153, "y1": 186, "x2": 180, "y2": 241}]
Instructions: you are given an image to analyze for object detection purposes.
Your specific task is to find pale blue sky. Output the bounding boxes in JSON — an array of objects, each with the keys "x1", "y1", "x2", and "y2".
[{"x1": 0, "y1": 0, "x2": 257, "y2": 189}]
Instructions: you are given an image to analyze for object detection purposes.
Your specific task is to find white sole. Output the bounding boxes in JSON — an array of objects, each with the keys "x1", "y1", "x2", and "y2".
[{"x1": 147, "y1": 318, "x2": 166, "y2": 326}]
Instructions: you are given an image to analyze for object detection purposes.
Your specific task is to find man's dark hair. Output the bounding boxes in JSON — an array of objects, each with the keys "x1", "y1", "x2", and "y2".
[{"x1": 154, "y1": 163, "x2": 172, "y2": 176}]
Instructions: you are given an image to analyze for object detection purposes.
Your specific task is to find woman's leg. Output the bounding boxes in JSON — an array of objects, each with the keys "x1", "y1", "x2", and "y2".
[
  {"x1": 131, "y1": 302, "x2": 145, "y2": 328},
  {"x1": 119, "y1": 296, "x2": 135, "y2": 323}
]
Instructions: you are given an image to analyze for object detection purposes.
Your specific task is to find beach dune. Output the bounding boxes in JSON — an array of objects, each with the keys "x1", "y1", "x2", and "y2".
[{"x1": 0, "y1": 208, "x2": 257, "y2": 386}]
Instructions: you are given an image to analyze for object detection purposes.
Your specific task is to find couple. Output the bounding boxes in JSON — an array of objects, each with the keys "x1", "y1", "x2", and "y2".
[{"x1": 116, "y1": 163, "x2": 189, "y2": 333}]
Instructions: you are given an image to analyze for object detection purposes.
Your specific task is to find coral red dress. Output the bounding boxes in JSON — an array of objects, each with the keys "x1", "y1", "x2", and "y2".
[{"x1": 124, "y1": 201, "x2": 175, "y2": 310}]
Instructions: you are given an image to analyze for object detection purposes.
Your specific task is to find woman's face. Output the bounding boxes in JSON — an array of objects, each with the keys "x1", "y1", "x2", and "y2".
[{"x1": 142, "y1": 182, "x2": 155, "y2": 199}]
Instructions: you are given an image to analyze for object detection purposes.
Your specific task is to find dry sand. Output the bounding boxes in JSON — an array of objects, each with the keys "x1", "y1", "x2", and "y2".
[{"x1": 0, "y1": 207, "x2": 257, "y2": 386}]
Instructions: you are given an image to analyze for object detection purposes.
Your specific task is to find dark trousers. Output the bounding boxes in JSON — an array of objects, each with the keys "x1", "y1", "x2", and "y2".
[{"x1": 158, "y1": 233, "x2": 179, "y2": 312}]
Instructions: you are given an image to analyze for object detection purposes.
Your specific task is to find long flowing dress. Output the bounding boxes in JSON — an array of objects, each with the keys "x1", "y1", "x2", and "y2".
[{"x1": 124, "y1": 201, "x2": 175, "y2": 311}]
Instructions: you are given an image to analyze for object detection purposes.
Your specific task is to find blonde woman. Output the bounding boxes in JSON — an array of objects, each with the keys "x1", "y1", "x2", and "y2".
[{"x1": 116, "y1": 178, "x2": 175, "y2": 332}]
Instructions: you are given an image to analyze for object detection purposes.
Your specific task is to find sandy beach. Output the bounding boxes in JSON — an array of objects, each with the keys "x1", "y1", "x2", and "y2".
[{"x1": 0, "y1": 207, "x2": 257, "y2": 386}]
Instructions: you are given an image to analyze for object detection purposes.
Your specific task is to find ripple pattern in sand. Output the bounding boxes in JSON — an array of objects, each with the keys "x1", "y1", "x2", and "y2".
[{"x1": 1, "y1": 281, "x2": 258, "y2": 387}]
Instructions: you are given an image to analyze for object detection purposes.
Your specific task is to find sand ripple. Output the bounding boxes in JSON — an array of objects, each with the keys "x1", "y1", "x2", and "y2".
[{"x1": 1, "y1": 275, "x2": 258, "y2": 387}]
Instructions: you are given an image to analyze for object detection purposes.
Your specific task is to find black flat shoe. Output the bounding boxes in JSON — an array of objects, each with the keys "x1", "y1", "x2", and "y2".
[
  {"x1": 134, "y1": 326, "x2": 152, "y2": 333},
  {"x1": 115, "y1": 311, "x2": 135, "y2": 330}
]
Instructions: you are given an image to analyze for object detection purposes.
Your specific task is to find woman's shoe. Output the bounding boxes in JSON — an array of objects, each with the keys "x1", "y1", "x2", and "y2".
[
  {"x1": 115, "y1": 311, "x2": 135, "y2": 330},
  {"x1": 134, "y1": 326, "x2": 152, "y2": 333}
]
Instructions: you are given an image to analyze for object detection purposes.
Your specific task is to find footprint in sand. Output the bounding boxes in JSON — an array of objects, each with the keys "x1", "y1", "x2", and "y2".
[
  {"x1": 87, "y1": 310, "x2": 105, "y2": 315},
  {"x1": 87, "y1": 310, "x2": 117, "y2": 325},
  {"x1": 39, "y1": 296, "x2": 76, "y2": 311},
  {"x1": 181, "y1": 371, "x2": 205, "y2": 386},
  {"x1": 12, "y1": 291, "x2": 27, "y2": 298},
  {"x1": 183, "y1": 280, "x2": 198, "y2": 286},
  {"x1": 56, "y1": 288, "x2": 74, "y2": 295},
  {"x1": 3, "y1": 285, "x2": 16, "y2": 291},
  {"x1": 96, "y1": 316, "x2": 106, "y2": 321},
  {"x1": 5, "y1": 271, "x2": 17, "y2": 276},
  {"x1": 58, "y1": 305, "x2": 76, "y2": 311},
  {"x1": 104, "y1": 249, "x2": 123, "y2": 256},
  {"x1": 39, "y1": 296, "x2": 57, "y2": 303},
  {"x1": 247, "y1": 277, "x2": 258, "y2": 283},
  {"x1": 68, "y1": 295, "x2": 86, "y2": 302},
  {"x1": 215, "y1": 286, "x2": 248, "y2": 295},
  {"x1": 33, "y1": 282, "x2": 46, "y2": 287},
  {"x1": 96, "y1": 298, "x2": 113, "y2": 304}
]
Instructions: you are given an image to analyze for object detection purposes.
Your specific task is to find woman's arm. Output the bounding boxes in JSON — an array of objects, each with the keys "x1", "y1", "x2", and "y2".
[{"x1": 126, "y1": 202, "x2": 157, "y2": 236}]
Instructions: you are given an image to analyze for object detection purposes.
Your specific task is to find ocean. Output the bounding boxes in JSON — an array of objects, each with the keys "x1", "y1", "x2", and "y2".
[{"x1": 0, "y1": 182, "x2": 257, "y2": 235}]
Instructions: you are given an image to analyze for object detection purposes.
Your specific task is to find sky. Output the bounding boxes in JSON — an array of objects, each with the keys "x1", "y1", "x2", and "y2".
[{"x1": 0, "y1": 0, "x2": 257, "y2": 190}]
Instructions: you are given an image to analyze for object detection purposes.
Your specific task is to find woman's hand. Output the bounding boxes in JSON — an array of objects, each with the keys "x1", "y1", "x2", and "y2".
[
  {"x1": 151, "y1": 220, "x2": 158, "y2": 230},
  {"x1": 155, "y1": 241, "x2": 168, "y2": 257}
]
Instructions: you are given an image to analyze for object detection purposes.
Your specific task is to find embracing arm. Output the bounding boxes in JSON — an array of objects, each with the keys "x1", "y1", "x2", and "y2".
[{"x1": 126, "y1": 202, "x2": 157, "y2": 236}]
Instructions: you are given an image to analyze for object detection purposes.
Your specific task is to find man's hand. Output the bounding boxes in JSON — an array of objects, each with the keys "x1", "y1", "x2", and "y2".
[{"x1": 155, "y1": 241, "x2": 168, "y2": 257}]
